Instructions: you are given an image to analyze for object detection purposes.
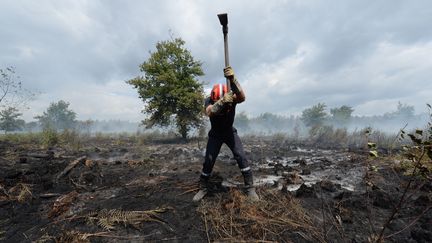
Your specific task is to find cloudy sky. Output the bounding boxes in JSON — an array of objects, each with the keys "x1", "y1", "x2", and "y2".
[{"x1": 1, "y1": 0, "x2": 431, "y2": 121}]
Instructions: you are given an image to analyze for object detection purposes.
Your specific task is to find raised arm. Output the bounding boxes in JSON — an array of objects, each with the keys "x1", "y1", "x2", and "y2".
[{"x1": 224, "y1": 66, "x2": 245, "y2": 103}]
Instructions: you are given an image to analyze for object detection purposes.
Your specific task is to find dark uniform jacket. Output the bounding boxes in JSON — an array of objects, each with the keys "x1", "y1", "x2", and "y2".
[{"x1": 204, "y1": 97, "x2": 237, "y2": 137}]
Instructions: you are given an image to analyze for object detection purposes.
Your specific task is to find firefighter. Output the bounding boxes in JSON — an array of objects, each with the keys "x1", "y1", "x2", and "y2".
[{"x1": 193, "y1": 66, "x2": 259, "y2": 202}]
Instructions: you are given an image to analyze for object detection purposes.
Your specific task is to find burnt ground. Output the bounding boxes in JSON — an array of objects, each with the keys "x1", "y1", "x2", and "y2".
[{"x1": 0, "y1": 136, "x2": 431, "y2": 243}]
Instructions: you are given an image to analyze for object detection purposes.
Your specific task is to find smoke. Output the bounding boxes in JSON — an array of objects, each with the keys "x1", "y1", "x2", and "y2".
[{"x1": 233, "y1": 111, "x2": 430, "y2": 137}]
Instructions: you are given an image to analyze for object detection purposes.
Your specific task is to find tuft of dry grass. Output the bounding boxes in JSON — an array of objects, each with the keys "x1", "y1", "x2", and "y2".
[
  {"x1": 175, "y1": 181, "x2": 199, "y2": 195},
  {"x1": 2, "y1": 183, "x2": 33, "y2": 203},
  {"x1": 197, "y1": 189, "x2": 325, "y2": 243}
]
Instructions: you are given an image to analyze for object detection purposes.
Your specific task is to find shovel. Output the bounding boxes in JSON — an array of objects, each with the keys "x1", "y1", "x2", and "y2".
[{"x1": 217, "y1": 13, "x2": 231, "y2": 91}]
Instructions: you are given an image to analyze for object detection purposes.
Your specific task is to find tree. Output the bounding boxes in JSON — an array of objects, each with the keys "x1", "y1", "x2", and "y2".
[
  {"x1": 24, "y1": 121, "x2": 39, "y2": 133},
  {"x1": 383, "y1": 102, "x2": 415, "y2": 121},
  {"x1": 394, "y1": 102, "x2": 415, "y2": 119},
  {"x1": 127, "y1": 37, "x2": 205, "y2": 139},
  {"x1": 301, "y1": 103, "x2": 327, "y2": 127},
  {"x1": 0, "y1": 107, "x2": 25, "y2": 133},
  {"x1": 330, "y1": 105, "x2": 354, "y2": 127},
  {"x1": 35, "y1": 100, "x2": 77, "y2": 131},
  {"x1": 254, "y1": 112, "x2": 286, "y2": 131},
  {"x1": 77, "y1": 119, "x2": 94, "y2": 134},
  {"x1": 0, "y1": 66, "x2": 35, "y2": 109},
  {"x1": 234, "y1": 111, "x2": 250, "y2": 131}
]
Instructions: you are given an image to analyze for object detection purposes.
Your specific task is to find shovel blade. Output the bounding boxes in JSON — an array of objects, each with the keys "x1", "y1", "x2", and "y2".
[{"x1": 217, "y1": 13, "x2": 228, "y2": 26}]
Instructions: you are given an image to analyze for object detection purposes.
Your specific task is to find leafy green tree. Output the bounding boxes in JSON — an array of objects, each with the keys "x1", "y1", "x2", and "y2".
[
  {"x1": 301, "y1": 103, "x2": 327, "y2": 127},
  {"x1": 127, "y1": 37, "x2": 205, "y2": 139},
  {"x1": 330, "y1": 105, "x2": 354, "y2": 127},
  {"x1": 0, "y1": 107, "x2": 25, "y2": 133},
  {"x1": 35, "y1": 100, "x2": 77, "y2": 131}
]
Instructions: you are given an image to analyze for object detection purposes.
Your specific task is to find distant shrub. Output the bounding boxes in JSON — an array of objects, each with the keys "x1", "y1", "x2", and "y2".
[
  {"x1": 301, "y1": 103, "x2": 327, "y2": 127},
  {"x1": 94, "y1": 132, "x2": 109, "y2": 143},
  {"x1": 60, "y1": 129, "x2": 82, "y2": 151},
  {"x1": 307, "y1": 125, "x2": 349, "y2": 148},
  {"x1": 42, "y1": 128, "x2": 59, "y2": 147}
]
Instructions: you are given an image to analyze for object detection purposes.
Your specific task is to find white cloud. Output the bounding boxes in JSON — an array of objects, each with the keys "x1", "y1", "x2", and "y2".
[
  {"x1": 17, "y1": 46, "x2": 39, "y2": 59},
  {"x1": 1, "y1": 0, "x2": 432, "y2": 122},
  {"x1": 23, "y1": 80, "x2": 143, "y2": 121},
  {"x1": 238, "y1": 40, "x2": 432, "y2": 116}
]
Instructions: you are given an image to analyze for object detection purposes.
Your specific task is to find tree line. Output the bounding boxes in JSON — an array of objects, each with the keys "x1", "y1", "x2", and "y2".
[
  {"x1": 0, "y1": 98, "x2": 421, "y2": 136},
  {"x1": 0, "y1": 37, "x2": 425, "y2": 136},
  {"x1": 233, "y1": 102, "x2": 423, "y2": 135}
]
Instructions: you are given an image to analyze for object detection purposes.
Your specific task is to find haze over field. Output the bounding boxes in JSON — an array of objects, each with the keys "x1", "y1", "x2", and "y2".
[{"x1": 1, "y1": 0, "x2": 431, "y2": 122}]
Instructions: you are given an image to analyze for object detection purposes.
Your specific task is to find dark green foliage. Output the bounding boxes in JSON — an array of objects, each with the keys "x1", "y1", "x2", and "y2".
[
  {"x1": 35, "y1": 100, "x2": 77, "y2": 131},
  {"x1": 127, "y1": 38, "x2": 205, "y2": 139},
  {"x1": 330, "y1": 105, "x2": 354, "y2": 126},
  {"x1": 301, "y1": 103, "x2": 327, "y2": 127},
  {"x1": 0, "y1": 107, "x2": 25, "y2": 133}
]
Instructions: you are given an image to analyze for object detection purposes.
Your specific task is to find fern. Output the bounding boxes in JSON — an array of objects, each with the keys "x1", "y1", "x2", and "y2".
[
  {"x1": 55, "y1": 230, "x2": 91, "y2": 243},
  {"x1": 86, "y1": 208, "x2": 171, "y2": 231}
]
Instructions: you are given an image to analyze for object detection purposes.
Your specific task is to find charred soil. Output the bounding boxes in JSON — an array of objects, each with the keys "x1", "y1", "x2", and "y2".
[{"x1": 0, "y1": 136, "x2": 430, "y2": 242}]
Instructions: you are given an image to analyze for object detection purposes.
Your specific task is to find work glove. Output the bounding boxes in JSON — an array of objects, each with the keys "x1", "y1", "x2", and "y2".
[
  {"x1": 210, "y1": 91, "x2": 233, "y2": 115},
  {"x1": 224, "y1": 66, "x2": 235, "y2": 79},
  {"x1": 221, "y1": 91, "x2": 234, "y2": 104},
  {"x1": 224, "y1": 67, "x2": 242, "y2": 95}
]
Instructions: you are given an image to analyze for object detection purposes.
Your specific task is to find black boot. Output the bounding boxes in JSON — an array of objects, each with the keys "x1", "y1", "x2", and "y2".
[
  {"x1": 193, "y1": 175, "x2": 209, "y2": 202},
  {"x1": 242, "y1": 171, "x2": 259, "y2": 201}
]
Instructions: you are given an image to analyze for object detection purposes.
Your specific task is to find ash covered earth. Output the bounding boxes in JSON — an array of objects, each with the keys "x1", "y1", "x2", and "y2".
[{"x1": 0, "y1": 136, "x2": 431, "y2": 242}]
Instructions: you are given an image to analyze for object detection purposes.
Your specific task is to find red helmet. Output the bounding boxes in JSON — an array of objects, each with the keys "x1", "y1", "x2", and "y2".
[{"x1": 210, "y1": 83, "x2": 228, "y2": 101}]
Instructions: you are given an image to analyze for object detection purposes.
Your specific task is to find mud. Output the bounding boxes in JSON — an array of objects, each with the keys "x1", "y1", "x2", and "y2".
[{"x1": 0, "y1": 136, "x2": 431, "y2": 242}]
